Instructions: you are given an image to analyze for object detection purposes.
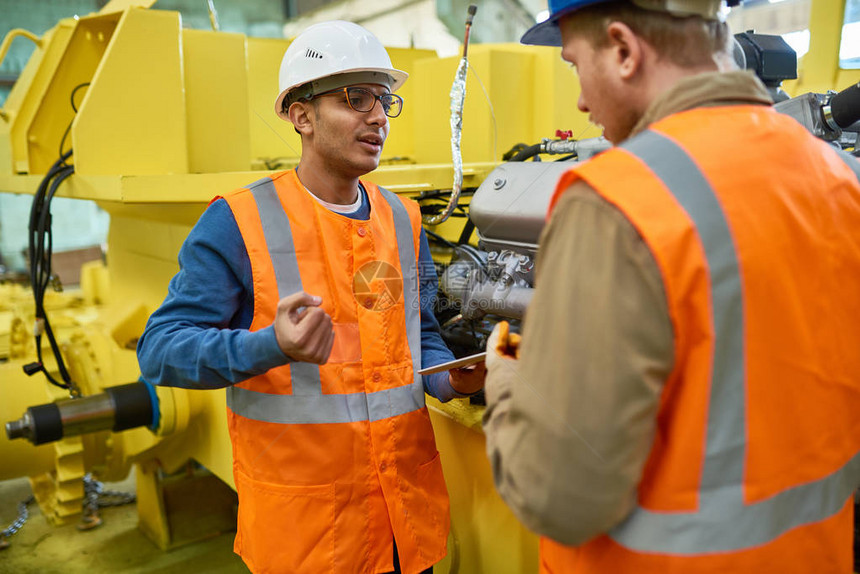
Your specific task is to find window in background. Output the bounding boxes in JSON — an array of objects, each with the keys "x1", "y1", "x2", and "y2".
[
  {"x1": 782, "y1": 28, "x2": 810, "y2": 58},
  {"x1": 840, "y1": 0, "x2": 860, "y2": 68}
]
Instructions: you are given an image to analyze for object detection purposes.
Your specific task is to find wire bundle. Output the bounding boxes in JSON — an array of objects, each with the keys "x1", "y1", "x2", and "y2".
[
  {"x1": 25, "y1": 151, "x2": 76, "y2": 391},
  {"x1": 23, "y1": 82, "x2": 89, "y2": 393}
]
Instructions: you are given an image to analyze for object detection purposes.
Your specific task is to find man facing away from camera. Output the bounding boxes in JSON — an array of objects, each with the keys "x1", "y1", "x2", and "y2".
[{"x1": 482, "y1": 0, "x2": 860, "y2": 572}]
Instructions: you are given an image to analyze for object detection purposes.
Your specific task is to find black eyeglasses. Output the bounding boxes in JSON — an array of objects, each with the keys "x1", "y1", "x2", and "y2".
[{"x1": 314, "y1": 87, "x2": 404, "y2": 118}]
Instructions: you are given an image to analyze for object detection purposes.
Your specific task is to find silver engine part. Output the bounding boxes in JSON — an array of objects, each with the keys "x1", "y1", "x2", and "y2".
[{"x1": 439, "y1": 160, "x2": 589, "y2": 323}]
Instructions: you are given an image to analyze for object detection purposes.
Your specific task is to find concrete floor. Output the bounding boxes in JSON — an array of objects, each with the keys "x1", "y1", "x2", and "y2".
[
  {"x1": 4, "y1": 474, "x2": 855, "y2": 573},
  {"x1": 0, "y1": 474, "x2": 250, "y2": 574}
]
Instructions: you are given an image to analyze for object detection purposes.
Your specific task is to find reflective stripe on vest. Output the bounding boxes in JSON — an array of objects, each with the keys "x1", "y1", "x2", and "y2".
[
  {"x1": 225, "y1": 177, "x2": 424, "y2": 424},
  {"x1": 377, "y1": 185, "x2": 422, "y2": 389},
  {"x1": 248, "y1": 177, "x2": 322, "y2": 394},
  {"x1": 608, "y1": 130, "x2": 860, "y2": 554}
]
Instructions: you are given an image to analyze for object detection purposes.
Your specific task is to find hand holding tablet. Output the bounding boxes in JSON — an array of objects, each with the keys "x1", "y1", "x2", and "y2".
[{"x1": 418, "y1": 352, "x2": 487, "y2": 375}]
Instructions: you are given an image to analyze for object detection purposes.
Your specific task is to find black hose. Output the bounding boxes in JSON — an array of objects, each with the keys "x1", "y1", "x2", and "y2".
[
  {"x1": 829, "y1": 82, "x2": 860, "y2": 129},
  {"x1": 26, "y1": 155, "x2": 75, "y2": 391},
  {"x1": 507, "y1": 143, "x2": 543, "y2": 162},
  {"x1": 458, "y1": 219, "x2": 475, "y2": 244},
  {"x1": 425, "y1": 229, "x2": 457, "y2": 249}
]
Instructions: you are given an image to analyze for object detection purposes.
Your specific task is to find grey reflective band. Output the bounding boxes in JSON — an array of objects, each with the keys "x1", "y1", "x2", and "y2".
[
  {"x1": 834, "y1": 148, "x2": 860, "y2": 183},
  {"x1": 249, "y1": 178, "x2": 321, "y2": 395},
  {"x1": 612, "y1": 451, "x2": 860, "y2": 554},
  {"x1": 228, "y1": 178, "x2": 425, "y2": 424},
  {"x1": 623, "y1": 131, "x2": 747, "y2": 490},
  {"x1": 227, "y1": 380, "x2": 425, "y2": 424},
  {"x1": 608, "y1": 130, "x2": 859, "y2": 554},
  {"x1": 378, "y1": 186, "x2": 422, "y2": 386},
  {"x1": 248, "y1": 178, "x2": 304, "y2": 300}
]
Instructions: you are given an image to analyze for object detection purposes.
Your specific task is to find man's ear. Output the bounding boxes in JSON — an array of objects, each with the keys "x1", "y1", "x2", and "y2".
[
  {"x1": 288, "y1": 101, "x2": 314, "y2": 137},
  {"x1": 605, "y1": 21, "x2": 643, "y2": 81}
]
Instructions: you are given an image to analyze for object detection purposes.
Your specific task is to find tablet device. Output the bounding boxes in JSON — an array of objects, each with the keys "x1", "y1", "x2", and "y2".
[{"x1": 418, "y1": 352, "x2": 487, "y2": 375}]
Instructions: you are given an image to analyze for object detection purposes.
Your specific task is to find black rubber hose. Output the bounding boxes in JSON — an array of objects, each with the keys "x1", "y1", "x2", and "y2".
[
  {"x1": 830, "y1": 82, "x2": 860, "y2": 129},
  {"x1": 507, "y1": 143, "x2": 543, "y2": 162}
]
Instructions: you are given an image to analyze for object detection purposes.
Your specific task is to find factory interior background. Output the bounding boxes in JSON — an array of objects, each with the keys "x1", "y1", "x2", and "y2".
[{"x1": 0, "y1": 0, "x2": 858, "y2": 572}]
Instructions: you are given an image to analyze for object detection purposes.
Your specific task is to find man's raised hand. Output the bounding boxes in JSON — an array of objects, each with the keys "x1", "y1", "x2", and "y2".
[{"x1": 274, "y1": 292, "x2": 335, "y2": 364}]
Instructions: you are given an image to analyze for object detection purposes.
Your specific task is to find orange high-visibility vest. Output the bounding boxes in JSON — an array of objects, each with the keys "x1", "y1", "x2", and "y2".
[
  {"x1": 221, "y1": 171, "x2": 449, "y2": 574},
  {"x1": 543, "y1": 105, "x2": 860, "y2": 573}
]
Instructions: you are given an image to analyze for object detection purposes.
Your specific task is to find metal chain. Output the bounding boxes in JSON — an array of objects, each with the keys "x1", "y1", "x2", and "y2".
[
  {"x1": 1, "y1": 475, "x2": 135, "y2": 547},
  {"x1": 82, "y1": 473, "x2": 136, "y2": 510},
  {"x1": 0, "y1": 495, "x2": 35, "y2": 548},
  {"x1": 79, "y1": 473, "x2": 136, "y2": 531}
]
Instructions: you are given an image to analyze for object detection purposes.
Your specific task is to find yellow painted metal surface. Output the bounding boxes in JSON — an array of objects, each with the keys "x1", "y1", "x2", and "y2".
[
  {"x1": 429, "y1": 406, "x2": 539, "y2": 574},
  {"x1": 135, "y1": 459, "x2": 239, "y2": 551},
  {"x1": 73, "y1": 9, "x2": 187, "y2": 176},
  {"x1": 27, "y1": 13, "x2": 120, "y2": 174},
  {"x1": 384, "y1": 46, "x2": 441, "y2": 161},
  {"x1": 0, "y1": 165, "x2": 496, "y2": 205},
  {"x1": 183, "y1": 29, "x2": 251, "y2": 174},
  {"x1": 1, "y1": 21, "x2": 76, "y2": 174},
  {"x1": 246, "y1": 37, "x2": 301, "y2": 168}
]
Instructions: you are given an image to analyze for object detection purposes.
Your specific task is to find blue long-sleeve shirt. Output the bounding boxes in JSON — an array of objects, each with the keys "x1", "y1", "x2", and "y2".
[{"x1": 137, "y1": 184, "x2": 463, "y2": 402}]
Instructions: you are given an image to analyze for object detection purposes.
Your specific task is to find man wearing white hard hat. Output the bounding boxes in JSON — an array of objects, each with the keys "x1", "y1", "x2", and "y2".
[
  {"x1": 138, "y1": 20, "x2": 484, "y2": 574},
  {"x1": 481, "y1": 0, "x2": 860, "y2": 572}
]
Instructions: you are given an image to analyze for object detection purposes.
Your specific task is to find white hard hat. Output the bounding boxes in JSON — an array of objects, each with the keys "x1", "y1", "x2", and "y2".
[{"x1": 274, "y1": 20, "x2": 408, "y2": 119}]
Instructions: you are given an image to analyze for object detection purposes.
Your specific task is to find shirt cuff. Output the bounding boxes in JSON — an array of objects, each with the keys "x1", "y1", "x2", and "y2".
[
  {"x1": 243, "y1": 325, "x2": 292, "y2": 372},
  {"x1": 424, "y1": 371, "x2": 474, "y2": 402}
]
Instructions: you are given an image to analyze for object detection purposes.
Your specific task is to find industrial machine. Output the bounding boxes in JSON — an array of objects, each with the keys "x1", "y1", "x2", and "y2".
[{"x1": 0, "y1": 0, "x2": 858, "y2": 571}]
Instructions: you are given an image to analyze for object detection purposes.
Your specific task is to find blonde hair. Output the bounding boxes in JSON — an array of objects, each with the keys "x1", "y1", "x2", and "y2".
[{"x1": 566, "y1": 1, "x2": 732, "y2": 68}]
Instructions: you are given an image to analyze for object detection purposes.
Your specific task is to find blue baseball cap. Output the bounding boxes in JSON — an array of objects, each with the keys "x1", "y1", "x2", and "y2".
[
  {"x1": 521, "y1": 0, "x2": 727, "y2": 46},
  {"x1": 521, "y1": 0, "x2": 614, "y2": 46}
]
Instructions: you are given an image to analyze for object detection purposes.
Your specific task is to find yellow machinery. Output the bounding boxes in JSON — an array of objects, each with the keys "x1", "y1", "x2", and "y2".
[{"x1": 0, "y1": 0, "x2": 857, "y2": 571}]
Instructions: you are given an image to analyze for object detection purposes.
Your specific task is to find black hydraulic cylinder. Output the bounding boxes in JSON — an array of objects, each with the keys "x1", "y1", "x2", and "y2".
[{"x1": 5, "y1": 382, "x2": 156, "y2": 445}]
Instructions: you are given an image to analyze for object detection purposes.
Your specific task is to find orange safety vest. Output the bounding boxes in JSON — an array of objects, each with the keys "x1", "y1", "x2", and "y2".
[
  {"x1": 543, "y1": 105, "x2": 860, "y2": 573},
  {"x1": 221, "y1": 171, "x2": 449, "y2": 574}
]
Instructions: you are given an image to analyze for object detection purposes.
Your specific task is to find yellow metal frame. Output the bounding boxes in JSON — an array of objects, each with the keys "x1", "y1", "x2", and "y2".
[
  {"x1": 0, "y1": 31, "x2": 42, "y2": 114},
  {"x1": 73, "y1": 9, "x2": 187, "y2": 176}
]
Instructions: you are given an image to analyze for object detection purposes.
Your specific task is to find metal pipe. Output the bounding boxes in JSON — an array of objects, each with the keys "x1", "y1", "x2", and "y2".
[
  {"x1": 424, "y1": 4, "x2": 477, "y2": 226},
  {"x1": 0, "y1": 29, "x2": 41, "y2": 69},
  {"x1": 0, "y1": 29, "x2": 42, "y2": 121},
  {"x1": 207, "y1": 0, "x2": 221, "y2": 32},
  {"x1": 543, "y1": 136, "x2": 612, "y2": 160}
]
